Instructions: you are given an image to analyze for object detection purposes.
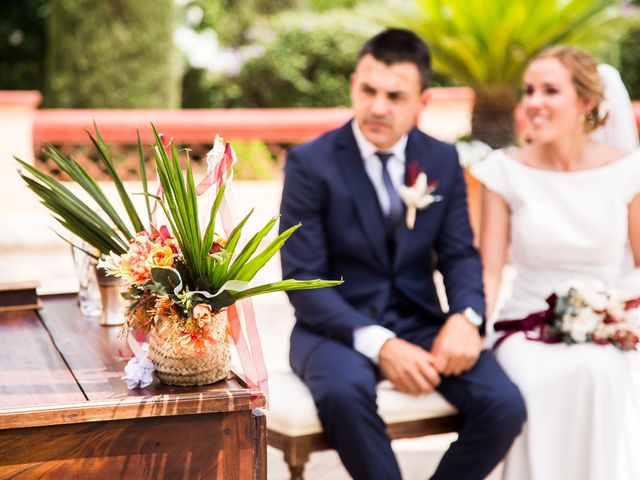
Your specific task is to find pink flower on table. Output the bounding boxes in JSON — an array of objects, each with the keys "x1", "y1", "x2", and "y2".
[
  {"x1": 155, "y1": 225, "x2": 173, "y2": 242},
  {"x1": 102, "y1": 227, "x2": 181, "y2": 285},
  {"x1": 193, "y1": 303, "x2": 213, "y2": 328},
  {"x1": 150, "y1": 225, "x2": 179, "y2": 254}
]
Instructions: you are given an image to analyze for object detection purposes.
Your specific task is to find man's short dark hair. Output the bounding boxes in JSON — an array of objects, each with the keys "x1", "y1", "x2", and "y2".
[{"x1": 357, "y1": 28, "x2": 431, "y2": 91}]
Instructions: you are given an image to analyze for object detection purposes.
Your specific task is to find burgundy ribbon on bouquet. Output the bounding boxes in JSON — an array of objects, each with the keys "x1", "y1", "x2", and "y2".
[
  {"x1": 493, "y1": 294, "x2": 640, "y2": 351},
  {"x1": 492, "y1": 294, "x2": 560, "y2": 350},
  {"x1": 625, "y1": 297, "x2": 640, "y2": 310}
]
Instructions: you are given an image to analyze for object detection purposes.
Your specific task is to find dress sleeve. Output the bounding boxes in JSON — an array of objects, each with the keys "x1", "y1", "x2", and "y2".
[
  {"x1": 622, "y1": 150, "x2": 640, "y2": 204},
  {"x1": 469, "y1": 150, "x2": 513, "y2": 203}
]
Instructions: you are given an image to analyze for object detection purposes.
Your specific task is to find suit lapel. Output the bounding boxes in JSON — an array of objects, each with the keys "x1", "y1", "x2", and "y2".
[
  {"x1": 394, "y1": 129, "x2": 434, "y2": 268},
  {"x1": 335, "y1": 125, "x2": 390, "y2": 269}
]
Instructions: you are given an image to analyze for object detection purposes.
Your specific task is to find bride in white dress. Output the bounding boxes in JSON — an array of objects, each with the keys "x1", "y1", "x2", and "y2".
[{"x1": 471, "y1": 46, "x2": 640, "y2": 480}]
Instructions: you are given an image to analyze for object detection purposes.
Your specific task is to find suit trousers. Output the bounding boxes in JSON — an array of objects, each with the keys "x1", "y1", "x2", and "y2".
[{"x1": 295, "y1": 321, "x2": 526, "y2": 480}]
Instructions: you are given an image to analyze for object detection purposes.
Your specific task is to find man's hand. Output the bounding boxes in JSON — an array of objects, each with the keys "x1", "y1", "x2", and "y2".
[
  {"x1": 431, "y1": 314, "x2": 483, "y2": 377},
  {"x1": 378, "y1": 338, "x2": 441, "y2": 395}
]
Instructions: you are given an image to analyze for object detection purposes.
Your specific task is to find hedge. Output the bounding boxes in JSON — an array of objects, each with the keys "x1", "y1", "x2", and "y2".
[{"x1": 47, "y1": 0, "x2": 181, "y2": 107}]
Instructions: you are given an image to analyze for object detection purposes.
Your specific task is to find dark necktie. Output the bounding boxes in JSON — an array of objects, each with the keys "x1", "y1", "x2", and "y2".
[{"x1": 375, "y1": 151, "x2": 403, "y2": 232}]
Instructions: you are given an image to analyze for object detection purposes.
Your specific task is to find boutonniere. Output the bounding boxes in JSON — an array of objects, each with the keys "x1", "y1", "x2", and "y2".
[{"x1": 399, "y1": 160, "x2": 442, "y2": 230}]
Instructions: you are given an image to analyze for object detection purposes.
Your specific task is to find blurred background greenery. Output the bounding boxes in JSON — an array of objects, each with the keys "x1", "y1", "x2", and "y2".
[{"x1": 1, "y1": 0, "x2": 638, "y2": 145}]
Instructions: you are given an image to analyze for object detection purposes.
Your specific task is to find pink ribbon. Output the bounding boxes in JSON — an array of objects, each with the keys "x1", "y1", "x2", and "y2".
[
  {"x1": 240, "y1": 298, "x2": 269, "y2": 402},
  {"x1": 196, "y1": 143, "x2": 235, "y2": 195},
  {"x1": 227, "y1": 303, "x2": 269, "y2": 403},
  {"x1": 195, "y1": 139, "x2": 268, "y2": 401},
  {"x1": 214, "y1": 178, "x2": 269, "y2": 403},
  {"x1": 140, "y1": 133, "x2": 269, "y2": 400}
]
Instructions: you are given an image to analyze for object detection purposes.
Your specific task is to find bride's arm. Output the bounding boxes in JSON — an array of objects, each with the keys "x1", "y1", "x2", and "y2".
[
  {"x1": 479, "y1": 186, "x2": 510, "y2": 318},
  {"x1": 630, "y1": 193, "x2": 640, "y2": 266}
]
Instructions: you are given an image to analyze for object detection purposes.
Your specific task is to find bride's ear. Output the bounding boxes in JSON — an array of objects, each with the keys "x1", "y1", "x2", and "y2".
[{"x1": 580, "y1": 96, "x2": 597, "y2": 117}]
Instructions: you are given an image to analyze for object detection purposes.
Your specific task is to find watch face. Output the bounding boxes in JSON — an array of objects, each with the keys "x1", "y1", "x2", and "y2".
[{"x1": 464, "y1": 307, "x2": 483, "y2": 326}]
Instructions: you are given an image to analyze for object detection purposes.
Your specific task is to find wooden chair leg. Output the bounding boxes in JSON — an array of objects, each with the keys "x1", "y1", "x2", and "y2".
[
  {"x1": 284, "y1": 448, "x2": 310, "y2": 480},
  {"x1": 287, "y1": 463, "x2": 305, "y2": 480}
]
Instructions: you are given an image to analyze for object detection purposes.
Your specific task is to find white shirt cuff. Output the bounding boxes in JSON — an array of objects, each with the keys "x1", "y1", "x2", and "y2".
[{"x1": 353, "y1": 325, "x2": 396, "y2": 364}]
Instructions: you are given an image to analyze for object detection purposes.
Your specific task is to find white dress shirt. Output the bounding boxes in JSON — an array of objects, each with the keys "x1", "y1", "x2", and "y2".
[{"x1": 350, "y1": 120, "x2": 408, "y2": 363}]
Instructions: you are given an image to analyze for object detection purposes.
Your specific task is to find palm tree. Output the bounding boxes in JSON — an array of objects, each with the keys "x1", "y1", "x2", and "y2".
[{"x1": 396, "y1": 0, "x2": 633, "y2": 147}]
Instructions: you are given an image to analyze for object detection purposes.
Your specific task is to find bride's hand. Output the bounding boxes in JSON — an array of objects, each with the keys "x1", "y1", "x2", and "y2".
[{"x1": 432, "y1": 314, "x2": 483, "y2": 376}]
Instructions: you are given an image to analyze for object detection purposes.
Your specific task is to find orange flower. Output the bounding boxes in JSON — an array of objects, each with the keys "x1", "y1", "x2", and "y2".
[
  {"x1": 153, "y1": 295, "x2": 178, "y2": 318},
  {"x1": 145, "y1": 246, "x2": 175, "y2": 270},
  {"x1": 176, "y1": 324, "x2": 216, "y2": 356}
]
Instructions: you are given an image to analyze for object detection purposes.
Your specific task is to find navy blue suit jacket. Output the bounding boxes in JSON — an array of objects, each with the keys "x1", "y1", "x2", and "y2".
[{"x1": 279, "y1": 121, "x2": 485, "y2": 373}]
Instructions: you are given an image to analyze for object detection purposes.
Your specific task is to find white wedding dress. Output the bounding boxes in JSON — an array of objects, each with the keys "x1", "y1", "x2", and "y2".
[{"x1": 471, "y1": 149, "x2": 640, "y2": 480}]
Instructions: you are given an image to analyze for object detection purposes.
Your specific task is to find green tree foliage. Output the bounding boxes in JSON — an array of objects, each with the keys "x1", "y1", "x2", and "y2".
[
  {"x1": 188, "y1": 0, "x2": 298, "y2": 46},
  {"x1": 230, "y1": 17, "x2": 373, "y2": 108},
  {"x1": 47, "y1": 0, "x2": 181, "y2": 107},
  {"x1": 620, "y1": 26, "x2": 640, "y2": 100},
  {"x1": 182, "y1": 8, "x2": 381, "y2": 108},
  {"x1": 0, "y1": 0, "x2": 49, "y2": 90},
  {"x1": 187, "y1": 0, "x2": 358, "y2": 45},
  {"x1": 396, "y1": 0, "x2": 633, "y2": 147}
]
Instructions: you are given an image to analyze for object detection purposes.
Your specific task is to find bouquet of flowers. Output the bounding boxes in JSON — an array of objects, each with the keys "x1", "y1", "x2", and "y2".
[
  {"x1": 17, "y1": 125, "x2": 340, "y2": 388},
  {"x1": 546, "y1": 284, "x2": 640, "y2": 351}
]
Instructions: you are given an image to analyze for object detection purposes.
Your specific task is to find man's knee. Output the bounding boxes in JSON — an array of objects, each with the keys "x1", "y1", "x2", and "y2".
[
  {"x1": 311, "y1": 372, "x2": 378, "y2": 422},
  {"x1": 481, "y1": 384, "x2": 527, "y2": 440}
]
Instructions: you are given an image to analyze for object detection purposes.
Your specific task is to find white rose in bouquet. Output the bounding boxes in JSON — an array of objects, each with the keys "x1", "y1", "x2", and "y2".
[{"x1": 565, "y1": 309, "x2": 602, "y2": 343}]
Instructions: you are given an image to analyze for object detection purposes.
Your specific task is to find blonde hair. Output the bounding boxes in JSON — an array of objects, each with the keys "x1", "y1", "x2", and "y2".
[{"x1": 532, "y1": 46, "x2": 607, "y2": 132}]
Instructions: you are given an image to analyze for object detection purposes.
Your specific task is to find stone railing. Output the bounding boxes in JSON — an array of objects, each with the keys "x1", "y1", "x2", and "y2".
[
  {"x1": 31, "y1": 87, "x2": 475, "y2": 147},
  {"x1": 2, "y1": 89, "x2": 639, "y2": 245}
]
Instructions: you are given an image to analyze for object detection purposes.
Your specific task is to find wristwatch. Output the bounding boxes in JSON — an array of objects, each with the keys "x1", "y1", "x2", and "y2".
[{"x1": 462, "y1": 307, "x2": 483, "y2": 328}]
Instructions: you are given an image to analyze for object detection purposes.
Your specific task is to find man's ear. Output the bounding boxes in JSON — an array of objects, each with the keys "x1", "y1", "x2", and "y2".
[{"x1": 420, "y1": 88, "x2": 430, "y2": 110}]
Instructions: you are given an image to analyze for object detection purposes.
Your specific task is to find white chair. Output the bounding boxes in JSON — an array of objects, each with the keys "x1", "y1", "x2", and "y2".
[
  {"x1": 251, "y1": 263, "x2": 461, "y2": 480},
  {"x1": 266, "y1": 368, "x2": 460, "y2": 479}
]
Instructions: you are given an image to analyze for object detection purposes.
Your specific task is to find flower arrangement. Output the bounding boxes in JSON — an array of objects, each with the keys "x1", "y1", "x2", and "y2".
[
  {"x1": 17, "y1": 126, "x2": 340, "y2": 388},
  {"x1": 494, "y1": 280, "x2": 640, "y2": 351},
  {"x1": 547, "y1": 284, "x2": 640, "y2": 351}
]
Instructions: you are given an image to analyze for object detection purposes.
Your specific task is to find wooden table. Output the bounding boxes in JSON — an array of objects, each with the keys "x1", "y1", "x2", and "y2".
[{"x1": 0, "y1": 294, "x2": 266, "y2": 479}]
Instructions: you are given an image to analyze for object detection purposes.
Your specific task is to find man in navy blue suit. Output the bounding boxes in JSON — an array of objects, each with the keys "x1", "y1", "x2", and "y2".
[{"x1": 279, "y1": 28, "x2": 526, "y2": 479}]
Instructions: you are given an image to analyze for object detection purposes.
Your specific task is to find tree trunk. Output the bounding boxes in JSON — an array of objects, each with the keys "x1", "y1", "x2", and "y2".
[{"x1": 471, "y1": 86, "x2": 517, "y2": 148}]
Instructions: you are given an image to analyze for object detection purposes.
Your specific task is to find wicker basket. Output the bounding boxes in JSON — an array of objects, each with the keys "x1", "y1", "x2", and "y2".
[{"x1": 148, "y1": 309, "x2": 231, "y2": 386}]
